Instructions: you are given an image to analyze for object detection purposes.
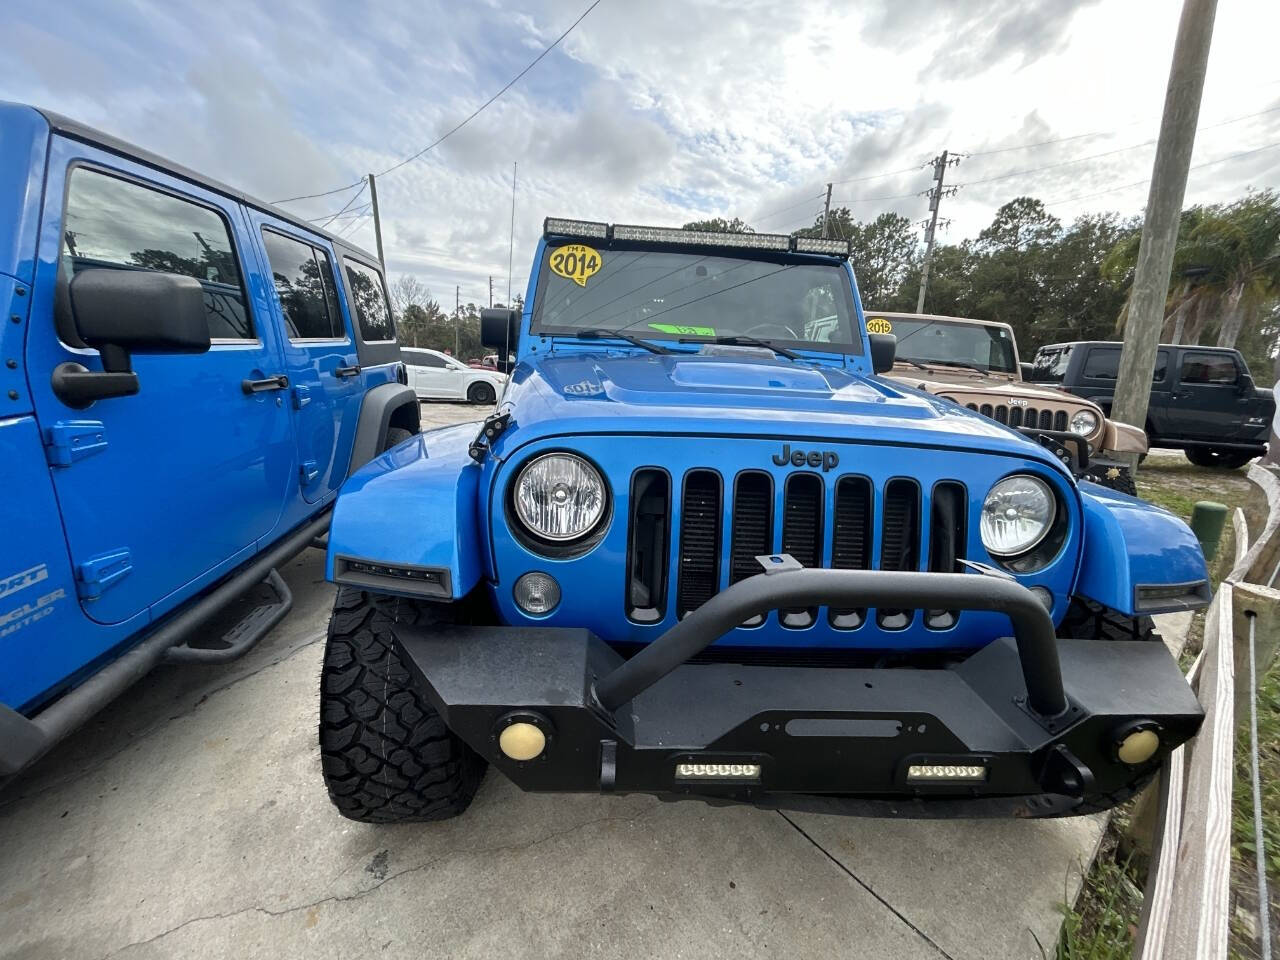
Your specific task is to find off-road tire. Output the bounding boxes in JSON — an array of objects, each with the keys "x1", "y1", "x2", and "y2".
[
  {"x1": 382, "y1": 426, "x2": 414, "y2": 451},
  {"x1": 1057, "y1": 596, "x2": 1160, "y2": 643},
  {"x1": 1082, "y1": 464, "x2": 1137, "y2": 496},
  {"x1": 467, "y1": 381, "x2": 496, "y2": 405},
  {"x1": 319, "y1": 588, "x2": 487, "y2": 823},
  {"x1": 1185, "y1": 446, "x2": 1255, "y2": 469}
]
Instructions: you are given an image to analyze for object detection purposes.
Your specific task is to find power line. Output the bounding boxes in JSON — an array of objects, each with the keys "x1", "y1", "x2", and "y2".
[
  {"x1": 754, "y1": 193, "x2": 825, "y2": 223},
  {"x1": 318, "y1": 179, "x2": 370, "y2": 229},
  {"x1": 307, "y1": 202, "x2": 370, "y2": 224},
  {"x1": 829, "y1": 163, "x2": 923, "y2": 186},
  {"x1": 829, "y1": 189, "x2": 922, "y2": 204},
  {"x1": 277, "y1": 0, "x2": 603, "y2": 208},
  {"x1": 956, "y1": 103, "x2": 1280, "y2": 188},
  {"x1": 1042, "y1": 139, "x2": 1280, "y2": 207},
  {"x1": 274, "y1": 177, "x2": 366, "y2": 205}
]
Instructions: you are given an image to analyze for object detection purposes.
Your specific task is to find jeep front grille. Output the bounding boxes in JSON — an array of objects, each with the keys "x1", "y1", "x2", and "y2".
[
  {"x1": 642, "y1": 469, "x2": 964, "y2": 630},
  {"x1": 967, "y1": 403, "x2": 1067, "y2": 432}
]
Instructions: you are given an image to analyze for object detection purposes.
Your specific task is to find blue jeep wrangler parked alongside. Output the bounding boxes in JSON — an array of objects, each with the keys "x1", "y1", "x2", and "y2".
[
  {"x1": 0, "y1": 104, "x2": 419, "y2": 777},
  {"x1": 320, "y1": 218, "x2": 1208, "y2": 822}
]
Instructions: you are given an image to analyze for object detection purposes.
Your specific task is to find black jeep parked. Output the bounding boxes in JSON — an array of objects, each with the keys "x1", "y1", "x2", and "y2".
[{"x1": 1030, "y1": 341, "x2": 1274, "y2": 468}]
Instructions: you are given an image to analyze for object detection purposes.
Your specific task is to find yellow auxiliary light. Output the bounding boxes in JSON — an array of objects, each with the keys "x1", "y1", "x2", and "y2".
[
  {"x1": 1117, "y1": 728, "x2": 1160, "y2": 765},
  {"x1": 498, "y1": 722, "x2": 547, "y2": 762}
]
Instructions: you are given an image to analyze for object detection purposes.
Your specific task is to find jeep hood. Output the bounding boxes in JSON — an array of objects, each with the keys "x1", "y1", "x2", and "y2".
[
  {"x1": 886, "y1": 365, "x2": 1102, "y2": 411},
  {"x1": 494, "y1": 351, "x2": 1072, "y2": 470}
]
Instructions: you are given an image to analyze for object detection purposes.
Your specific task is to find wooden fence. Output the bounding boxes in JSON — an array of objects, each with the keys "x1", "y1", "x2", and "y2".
[{"x1": 1134, "y1": 463, "x2": 1280, "y2": 959}]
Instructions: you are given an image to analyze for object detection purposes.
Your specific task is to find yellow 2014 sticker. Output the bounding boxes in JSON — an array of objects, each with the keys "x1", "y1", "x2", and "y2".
[
  {"x1": 549, "y1": 244, "x2": 602, "y2": 287},
  {"x1": 866, "y1": 316, "x2": 893, "y2": 334}
]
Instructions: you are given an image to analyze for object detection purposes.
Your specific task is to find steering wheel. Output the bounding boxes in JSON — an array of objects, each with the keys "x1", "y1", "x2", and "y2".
[{"x1": 741, "y1": 322, "x2": 800, "y2": 340}]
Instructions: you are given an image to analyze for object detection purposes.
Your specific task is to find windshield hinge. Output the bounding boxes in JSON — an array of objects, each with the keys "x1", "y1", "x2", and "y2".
[
  {"x1": 469, "y1": 412, "x2": 512, "y2": 463},
  {"x1": 45, "y1": 420, "x2": 107, "y2": 467}
]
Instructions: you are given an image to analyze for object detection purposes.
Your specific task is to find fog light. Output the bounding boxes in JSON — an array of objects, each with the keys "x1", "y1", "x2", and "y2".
[
  {"x1": 1029, "y1": 585, "x2": 1054, "y2": 610},
  {"x1": 675, "y1": 763, "x2": 761, "y2": 780},
  {"x1": 1117, "y1": 728, "x2": 1160, "y2": 765},
  {"x1": 907, "y1": 763, "x2": 988, "y2": 783},
  {"x1": 499, "y1": 722, "x2": 547, "y2": 761},
  {"x1": 514, "y1": 571, "x2": 560, "y2": 615}
]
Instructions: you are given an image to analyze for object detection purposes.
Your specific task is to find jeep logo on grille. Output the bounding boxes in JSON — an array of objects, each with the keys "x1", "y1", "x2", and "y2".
[{"x1": 772, "y1": 443, "x2": 839, "y2": 471}]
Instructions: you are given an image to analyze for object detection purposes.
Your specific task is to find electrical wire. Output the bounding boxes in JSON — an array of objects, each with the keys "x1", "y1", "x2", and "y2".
[
  {"x1": 273, "y1": 0, "x2": 602, "y2": 203},
  {"x1": 1042, "y1": 139, "x2": 1280, "y2": 207},
  {"x1": 317, "y1": 179, "x2": 370, "y2": 229},
  {"x1": 754, "y1": 193, "x2": 825, "y2": 223}
]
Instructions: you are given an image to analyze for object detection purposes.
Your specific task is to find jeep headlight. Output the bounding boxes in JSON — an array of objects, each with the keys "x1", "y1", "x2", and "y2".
[
  {"x1": 980, "y1": 475, "x2": 1056, "y2": 557},
  {"x1": 1069, "y1": 410, "x2": 1099, "y2": 437},
  {"x1": 513, "y1": 453, "x2": 606, "y2": 541}
]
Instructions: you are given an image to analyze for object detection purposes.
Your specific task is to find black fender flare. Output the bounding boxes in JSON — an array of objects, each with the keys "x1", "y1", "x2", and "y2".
[{"x1": 347, "y1": 382, "x2": 420, "y2": 476}]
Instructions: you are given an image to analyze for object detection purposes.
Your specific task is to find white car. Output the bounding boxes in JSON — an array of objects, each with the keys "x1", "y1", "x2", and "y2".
[{"x1": 401, "y1": 347, "x2": 507, "y2": 404}]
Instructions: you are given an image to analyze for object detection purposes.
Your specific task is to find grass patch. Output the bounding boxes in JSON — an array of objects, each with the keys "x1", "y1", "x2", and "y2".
[{"x1": 1057, "y1": 821, "x2": 1144, "y2": 960}]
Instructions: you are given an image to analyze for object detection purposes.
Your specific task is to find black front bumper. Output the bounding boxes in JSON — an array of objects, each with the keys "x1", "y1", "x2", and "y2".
[{"x1": 394, "y1": 568, "x2": 1204, "y2": 818}]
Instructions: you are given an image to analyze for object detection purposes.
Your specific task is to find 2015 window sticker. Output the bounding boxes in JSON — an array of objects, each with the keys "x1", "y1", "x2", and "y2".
[
  {"x1": 866, "y1": 317, "x2": 893, "y2": 334},
  {"x1": 549, "y1": 244, "x2": 602, "y2": 287}
]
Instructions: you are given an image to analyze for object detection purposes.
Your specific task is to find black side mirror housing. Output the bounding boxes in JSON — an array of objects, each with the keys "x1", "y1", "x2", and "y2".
[
  {"x1": 1020, "y1": 362, "x2": 1036, "y2": 382},
  {"x1": 1238, "y1": 373, "x2": 1255, "y2": 396},
  {"x1": 53, "y1": 269, "x2": 210, "y2": 408},
  {"x1": 481, "y1": 307, "x2": 520, "y2": 352},
  {"x1": 70, "y1": 269, "x2": 210, "y2": 367},
  {"x1": 869, "y1": 332, "x2": 897, "y2": 374}
]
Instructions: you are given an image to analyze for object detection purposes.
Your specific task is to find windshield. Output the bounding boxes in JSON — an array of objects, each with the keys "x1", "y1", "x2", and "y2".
[
  {"x1": 531, "y1": 244, "x2": 862, "y2": 355},
  {"x1": 878, "y1": 316, "x2": 1017, "y2": 374},
  {"x1": 1032, "y1": 346, "x2": 1072, "y2": 382}
]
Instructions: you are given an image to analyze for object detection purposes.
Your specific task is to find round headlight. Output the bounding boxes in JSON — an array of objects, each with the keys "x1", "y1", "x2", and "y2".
[
  {"x1": 1069, "y1": 410, "x2": 1099, "y2": 436},
  {"x1": 981, "y1": 475, "x2": 1056, "y2": 557},
  {"x1": 513, "y1": 453, "x2": 606, "y2": 541}
]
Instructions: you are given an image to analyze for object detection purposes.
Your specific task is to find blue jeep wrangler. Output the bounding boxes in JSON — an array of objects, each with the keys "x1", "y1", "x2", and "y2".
[
  {"x1": 320, "y1": 218, "x2": 1208, "y2": 822},
  {"x1": 0, "y1": 104, "x2": 419, "y2": 777}
]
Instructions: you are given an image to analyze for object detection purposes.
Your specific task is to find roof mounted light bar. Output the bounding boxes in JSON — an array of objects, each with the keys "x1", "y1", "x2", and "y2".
[{"x1": 542, "y1": 217, "x2": 852, "y2": 258}]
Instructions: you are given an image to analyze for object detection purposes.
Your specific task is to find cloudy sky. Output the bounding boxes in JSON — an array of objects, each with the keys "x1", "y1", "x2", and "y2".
[{"x1": 4, "y1": 0, "x2": 1278, "y2": 307}]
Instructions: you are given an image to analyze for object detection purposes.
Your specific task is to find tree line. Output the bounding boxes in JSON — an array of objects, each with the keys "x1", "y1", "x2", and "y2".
[
  {"x1": 387, "y1": 191, "x2": 1279, "y2": 380},
  {"x1": 689, "y1": 190, "x2": 1280, "y2": 384}
]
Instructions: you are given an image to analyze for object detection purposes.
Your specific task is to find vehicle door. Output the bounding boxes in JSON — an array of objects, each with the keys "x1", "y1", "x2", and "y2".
[
  {"x1": 247, "y1": 215, "x2": 363, "y2": 503},
  {"x1": 441, "y1": 354, "x2": 476, "y2": 398},
  {"x1": 1145, "y1": 349, "x2": 1173, "y2": 434},
  {"x1": 26, "y1": 145, "x2": 293, "y2": 626},
  {"x1": 1073, "y1": 346, "x2": 1120, "y2": 406},
  {"x1": 416, "y1": 352, "x2": 456, "y2": 397},
  {"x1": 1171, "y1": 350, "x2": 1244, "y2": 440},
  {"x1": 400, "y1": 348, "x2": 434, "y2": 396}
]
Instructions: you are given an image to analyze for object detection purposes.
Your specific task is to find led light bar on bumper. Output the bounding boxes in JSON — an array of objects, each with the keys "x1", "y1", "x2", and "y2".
[{"x1": 543, "y1": 217, "x2": 852, "y2": 257}]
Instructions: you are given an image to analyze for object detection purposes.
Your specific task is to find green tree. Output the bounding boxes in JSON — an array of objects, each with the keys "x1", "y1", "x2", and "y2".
[{"x1": 682, "y1": 217, "x2": 755, "y2": 233}]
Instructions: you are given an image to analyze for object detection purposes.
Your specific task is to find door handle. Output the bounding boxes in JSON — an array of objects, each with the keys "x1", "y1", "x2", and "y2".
[
  {"x1": 242, "y1": 374, "x2": 289, "y2": 394},
  {"x1": 335, "y1": 365, "x2": 361, "y2": 379}
]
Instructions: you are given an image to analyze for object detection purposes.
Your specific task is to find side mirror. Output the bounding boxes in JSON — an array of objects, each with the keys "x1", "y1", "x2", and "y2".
[
  {"x1": 1020, "y1": 362, "x2": 1036, "y2": 382},
  {"x1": 869, "y1": 332, "x2": 896, "y2": 374},
  {"x1": 1237, "y1": 374, "x2": 1255, "y2": 396},
  {"x1": 481, "y1": 307, "x2": 520, "y2": 352},
  {"x1": 53, "y1": 269, "x2": 210, "y2": 408}
]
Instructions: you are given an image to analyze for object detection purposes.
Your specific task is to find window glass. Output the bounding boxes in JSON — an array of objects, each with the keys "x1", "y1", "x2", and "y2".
[
  {"x1": 262, "y1": 230, "x2": 344, "y2": 340},
  {"x1": 530, "y1": 246, "x2": 862, "y2": 356},
  {"x1": 1181, "y1": 351, "x2": 1237, "y2": 385},
  {"x1": 344, "y1": 259, "x2": 395, "y2": 341},
  {"x1": 60, "y1": 167, "x2": 252, "y2": 339},
  {"x1": 889, "y1": 318, "x2": 1016, "y2": 373},
  {"x1": 1153, "y1": 350, "x2": 1168, "y2": 383},
  {"x1": 420, "y1": 353, "x2": 448, "y2": 368},
  {"x1": 1031, "y1": 346, "x2": 1071, "y2": 382},
  {"x1": 1082, "y1": 347, "x2": 1121, "y2": 380}
]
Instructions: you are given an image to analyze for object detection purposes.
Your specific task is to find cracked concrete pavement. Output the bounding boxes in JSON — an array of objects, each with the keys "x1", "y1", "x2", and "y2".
[{"x1": 0, "y1": 403, "x2": 1176, "y2": 959}]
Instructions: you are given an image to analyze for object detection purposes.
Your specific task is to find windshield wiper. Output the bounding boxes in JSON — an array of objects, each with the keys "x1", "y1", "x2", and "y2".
[
  {"x1": 678, "y1": 334, "x2": 800, "y2": 360},
  {"x1": 924, "y1": 359, "x2": 990, "y2": 375},
  {"x1": 898, "y1": 357, "x2": 933, "y2": 372},
  {"x1": 575, "y1": 328, "x2": 673, "y2": 354}
]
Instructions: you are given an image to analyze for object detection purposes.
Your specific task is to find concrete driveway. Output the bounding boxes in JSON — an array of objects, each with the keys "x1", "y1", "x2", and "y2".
[{"x1": 0, "y1": 404, "x2": 1126, "y2": 960}]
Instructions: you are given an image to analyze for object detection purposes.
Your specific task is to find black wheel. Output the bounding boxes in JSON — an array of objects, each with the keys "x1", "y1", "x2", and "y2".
[
  {"x1": 1083, "y1": 463, "x2": 1137, "y2": 496},
  {"x1": 382, "y1": 426, "x2": 414, "y2": 452},
  {"x1": 1185, "y1": 447, "x2": 1254, "y2": 469},
  {"x1": 1057, "y1": 596, "x2": 1160, "y2": 643},
  {"x1": 319, "y1": 588, "x2": 487, "y2": 823},
  {"x1": 467, "y1": 381, "x2": 496, "y2": 405}
]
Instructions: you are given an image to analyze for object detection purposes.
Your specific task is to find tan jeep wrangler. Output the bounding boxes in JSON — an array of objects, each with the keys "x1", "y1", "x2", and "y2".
[{"x1": 871, "y1": 312, "x2": 1147, "y2": 494}]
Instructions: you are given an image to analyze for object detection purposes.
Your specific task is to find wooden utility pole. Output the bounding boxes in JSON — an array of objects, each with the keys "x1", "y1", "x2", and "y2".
[
  {"x1": 1110, "y1": 0, "x2": 1218, "y2": 469},
  {"x1": 368, "y1": 173, "x2": 386, "y2": 269},
  {"x1": 916, "y1": 151, "x2": 957, "y2": 313},
  {"x1": 821, "y1": 183, "x2": 833, "y2": 239}
]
